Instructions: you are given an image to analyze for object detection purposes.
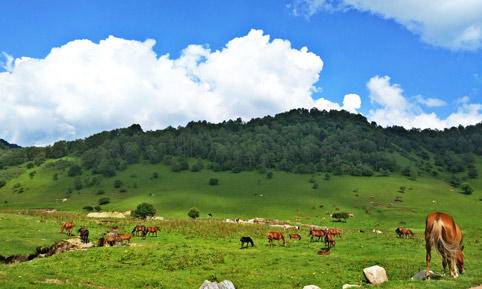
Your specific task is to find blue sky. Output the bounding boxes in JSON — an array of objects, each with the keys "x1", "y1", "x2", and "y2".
[{"x1": 1, "y1": 0, "x2": 481, "y2": 146}]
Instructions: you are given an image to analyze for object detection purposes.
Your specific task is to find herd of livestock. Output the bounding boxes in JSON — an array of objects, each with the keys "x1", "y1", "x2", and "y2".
[{"x1": 59, "y1": 211, "x2": 465, "y2": 279}]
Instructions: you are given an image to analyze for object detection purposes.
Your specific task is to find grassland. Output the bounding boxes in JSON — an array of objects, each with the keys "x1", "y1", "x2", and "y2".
[{"x1": 0, "y1": 159, "x2": 480, "y2": 288}]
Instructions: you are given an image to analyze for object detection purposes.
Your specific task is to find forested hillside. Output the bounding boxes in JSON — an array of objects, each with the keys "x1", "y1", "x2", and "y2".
[{"x1": 0, "y1": 109, "x2": 480, "y2": 180}]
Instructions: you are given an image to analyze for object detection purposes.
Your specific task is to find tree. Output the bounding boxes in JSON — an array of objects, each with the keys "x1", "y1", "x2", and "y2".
[
  {"x1": 188, "y1": 207, "x2": 200, "y2": 219},
  {"x1": 113, "y1": 180, "x2": 123, "y2": 188},
  {"x1": 68, "y1": 165, "x2": 82, "y2": 177},
  {"x1": 468, "y1": 167, "x2": 478, "y2": 179},
  {"x1": 98, "y1": 197, "x2": 110, "y2": 205},
  {"x1": 73, "y1": 178, "x2": 83, "y2": 191},
  {"x1": 132, "y1": 202, "x2": 156, "y2": 219},
  {"x1": 461, "y1": 183, "x2": 473, "y2": 195},
  {"x1": 324, "y1": 173, "x2": 331, "y2": 181},
  {"x1": 266, "y1": 171, "x2": 273, "y2": 179},
  {"x1": 209, "y1": 178, "x2": 219, "y2": 186},
  {"x1": 191, "y1": 160, "x2": 204, "y2": 172},
  {"x1": 331, "y1": 212, "x2": 350, "y2": 222}
]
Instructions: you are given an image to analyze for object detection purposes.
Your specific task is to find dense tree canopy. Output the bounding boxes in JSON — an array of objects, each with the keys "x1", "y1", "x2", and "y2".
[{"x1": 0, "y1": 109, "x2": 480, "y2": 178}]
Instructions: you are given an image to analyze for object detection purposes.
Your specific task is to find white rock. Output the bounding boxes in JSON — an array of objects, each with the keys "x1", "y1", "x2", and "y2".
[
  {"x1": 218, "y1": 280, "x2": 236, "y2": 289},
  {"x1": 199, "y1": 280, "x2": 219, "y2": 289},
  {"x1": 363, "y1": 265, "x2": 388, "y2": 285},
  {"x1": 303, "y1": 286, "x2": 321, "y2": 289},
  {"x1": 342, "y1": 284, "x2": 360, "y2": 289}
]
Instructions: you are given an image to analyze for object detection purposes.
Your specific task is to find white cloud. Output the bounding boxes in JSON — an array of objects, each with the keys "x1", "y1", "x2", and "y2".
[
  {"x1": 0, "y1": 30, "x2": 359, "y2": 146},
  {"x1": 415, "y1": 95, "x2": 447, "y2": 107},
  {"x1": 291, "y1": 0, "x2": 482, "y2": 50},
  {"x1": 367, "y1": 75, "x2": 482, "y2": 129},
  {"x1": 342, "y1": 93, "x2": 362, "y2": 113}
]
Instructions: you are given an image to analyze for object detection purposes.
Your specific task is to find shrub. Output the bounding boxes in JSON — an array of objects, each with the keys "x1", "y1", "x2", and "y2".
[
  {"x1": 468, "y1": 167, "x2": 478, "y2": 179},
  {"x1": 398, "y1": 186, "x2": 406, "y2": 193},
  {"x1": 119, "y1": 188, "x2": 127, "y2": 193},
  {"x1": 208, "y1": 178, "x2": 219, "y2": 186},
  {"x1": 0, "y1": 180, "x2": 5, "y2": 188},
  {"x1": 188, "y1": 207, "x2": 200, "y2": 219},
  {"x1": 191, "y1": 160, "x2": 204, "y2": 172},
  {"x1": 52, "y1": 173, "x2": 58, "y2": 181},
  {"x1": 461, "y1": 183, "x2": 474, "y2": 195},
  {"x1": 312, "y1": 182, "x2": 319, "y2": 189},
  {"x1": 132, "y1": 202, "x2": 156, "y2": 219},
  {"x1": 113, "y1": 180, "x2": 123, "y2": 188},
  {"x1": 152, "y1": 172, "x2": 159, "y2": 179},
  {"x1": 94, "y1": 205, "x2": 102, "y2": 212},
  {"x1": 266, "y1": 171, "x2": 273, "y2": 179},
  {"x1": 26, "y1": 162, "x2": 34, "y2": 169},
  {"x1": 98, "y1": 197, "x2": 110, "y2": 205},
  {"x1": 324, "y1": 173, "x2": 331, "y2": 181},
  {"x1": 73, "y1": 178, "x2": 83, "y2": 190},
  {"x1": 96, "y1": 190, "x2": 105, "y2": 195},
  {"x1": 83, "y1": 205, "x2": 94, "y2": 212},
  {"x1": 68, "y1": 165, "x2": 82, "y2": 177},
  {"x1": 331, "y1": 212, "x2": 350, "y2": 222}
]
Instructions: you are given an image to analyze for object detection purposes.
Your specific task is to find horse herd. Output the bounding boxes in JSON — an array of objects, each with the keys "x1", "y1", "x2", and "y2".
[
  {"x1": 59, "y1": 211, "x2": 465, "y2": 279},
  {"x1": 59, "y1": 222, "x2": 161, "y2": 246}
]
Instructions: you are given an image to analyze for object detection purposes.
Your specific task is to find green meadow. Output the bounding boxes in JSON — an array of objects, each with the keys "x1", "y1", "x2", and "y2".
[{"x1": 0, "y1": 159, "x2": 481, "y2": 288}]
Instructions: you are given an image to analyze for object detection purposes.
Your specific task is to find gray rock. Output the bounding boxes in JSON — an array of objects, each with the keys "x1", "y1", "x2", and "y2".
[
  {"x1": 363, "y1": 265, "x2": 388, "y2": 285},
  {"x1": 218, "y1": 280, "x2": 236, "y2": 289},
  {"x1": 303, "y1": 286, "x2": 321, "y2": 289},
  {"x1": 199, "y1": 280, "x2": 235, "y2": 289},
  {"x1": 411, "y1": 270, "x2": 442, "y2": 280}
]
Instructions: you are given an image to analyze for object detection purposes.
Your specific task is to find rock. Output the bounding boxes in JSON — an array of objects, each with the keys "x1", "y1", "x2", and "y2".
[
  {"x1": 199, "y1": 281, "x2": 219, "y2": 289},
  {"x1": 303, "y1": 286, "x2": 321, "y2": 289},
  {"x1": 468, "y1": 286, "x2": 482, "y2": 289},
  {"x1": 363, "y1": 265, "x2": 388, "y2": 285},
  {"x1": 86, "y1": 211, "x2": 126, "y2": 218},
  {"x1": 218, "y1": 280, "x2": 236, "y2": 289},
  {"x1": 342, "y1": 284, "x2": 360, "y2": 289},
  {"x1": 411, "y1": 270, "x2": 442, "y2": 280},
  {"x1": 199, "y1": 280, "x2": 235, "y2": 289}
]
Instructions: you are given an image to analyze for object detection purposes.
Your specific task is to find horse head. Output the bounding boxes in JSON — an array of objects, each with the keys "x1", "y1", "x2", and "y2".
[{"x1": 456, "y1": 247, "x2": 464, "y2": 274}]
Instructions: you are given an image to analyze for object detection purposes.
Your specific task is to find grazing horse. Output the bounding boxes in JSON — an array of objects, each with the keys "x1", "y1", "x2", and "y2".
[
  {"x1": 289, "y1": 233, "x2": 302, "y2": 240},
  {"x1": 131, "y1": 225, "x2": 146, "y2": 236},
  {"x1": 78, "y1": 227, "x2": 89, "y2": 243},
  {"x1": 309, "y1": 229, "x2": 325, "y2": 242},
  {"x1": 60, "y1": 221, "x2": 75, "y2": 236},
  {"x1": 324, "y1": 233, "x2": 336, "y2": 248},
  {"x1": 116, "y1": 233, "x2": 133, "y2": 245},
  {"x1": 329, "y1": 228, "x2": 342, "y2": 238},
  {"x1": 103, "y1": 232, "x2": 118, "y2": 246},
  {"x1": 396, "y1": 227, "x2": 414, "y2": 238},
  {"x1": 240, "y1": 236, "x2": 255, "y2": 248},
  {"x1": 425, "y1": 212, "x2": 464, "y2": 278},
  {"x1": 146, "y1": 226, "x2": 160, "y2": 237},
  {"x1": 267, "y1": 231, "x2": 285, "y2": 246}
]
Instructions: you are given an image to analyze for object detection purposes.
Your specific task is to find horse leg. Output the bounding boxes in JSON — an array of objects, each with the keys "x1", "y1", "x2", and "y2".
[{"x1": 425, "y1": 244, "x2": 432, "y2": 277}]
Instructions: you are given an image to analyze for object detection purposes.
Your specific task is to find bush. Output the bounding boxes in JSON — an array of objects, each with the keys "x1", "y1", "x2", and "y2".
[
  {"x1": 98, "y1": 197, "x2": 110, "y2": 205},
  {"x1": 68, "y1": 165, "x2": 82, "y2": 177},
  {"x1": 52, "y1": 173, "x2": 58, "y2": 181},
  {"x1": 208, "y1": 178, "x2": 219, "y2": 186},
  {"x1": 73, "y1": 178, "x2": 83, "y2": 190},
  {"x1": 468, "y1": 167, "x2": 478, "y2": 179},
  {"x1": 266, "y1": 171, "x2": 273, "y2": 179},
  {"x1": 152, "y1": 172, "x2": 159, "y2": 179},
  {"x1": 83, "y1": 205, "x2": 94, "y2": 212},
  {"x1": 191, "y1": 160, "x2": 204, "y2": 172},
  {"x1": 94, "y1": 205, "x2": 102, "y2": 212},
  {"x1": 188, "y1": 207, "x2": 200, "y2": 219},
  {"x1": 324, "y1": 173, "x2": 331, "y2": 180},
  {"x1": 312, "y1": 182, "x2": 319, "y2": 189},
  {"x1": 113, "y1": 180, "x2": 123, "y2": 188},
  {"x1": 96, "y1": 190, "x2": 105, "y2": 195},
  {"x1": 461, "y1": 183, "x2": 473, "y2": 195},
  {"x1": 132, "y1": 202, "x2": 156, "y2": 219},
  {"x1": 331, "y1": 212, "x2": 350, "y2": 222},
  {"x1": 0, "y1": 180, "x2": 5, "y2": 188}
]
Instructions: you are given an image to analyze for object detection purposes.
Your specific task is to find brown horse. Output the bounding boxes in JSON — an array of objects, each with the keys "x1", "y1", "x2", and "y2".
[
  {"x1": 146, "y1": 226, "x2": 160, "y2": 237},
  {"x1": 324, "y1": 233, "x2": 336, "y2": 248},
  {"x1": 329, "y1": 227, "x2": 342, "y2": 238},
  {"x1": 131, "y1": 225, "x2": 146, "y2": 236},
  {"x1": 267, "y1": 231, "x2": 285, "y2": 246},
  {"x1": 396, "y1": 226, "x2": 414, "y2": 238},
  {"x1": 425, "y1": 212, "x2": 464, "y2": 278},
  {"x1": 289, "y1": 233, "x2": 301, "y2": 240},
  {"x1": 116, "y1": 233, "x2": 133, "y2": 245},
  {"x1": 309, "y1": 229, "x2": 325, "y2": 242},
  {"x1": 60, "y1": 221, "x2": 75, "y2": 236}
]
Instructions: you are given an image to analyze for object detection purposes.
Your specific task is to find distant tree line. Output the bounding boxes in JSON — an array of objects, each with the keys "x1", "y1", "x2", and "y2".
[{"x1": 0, "y1": 109, "x2": 480, "y2": 179}]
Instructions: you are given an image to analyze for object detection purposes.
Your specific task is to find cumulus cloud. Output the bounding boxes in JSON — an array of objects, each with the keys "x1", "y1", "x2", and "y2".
[
  {"x1": 415, "y1": 95, "x2": 447, "y2": 107},
  {"x1": 291, "y1": 0, "x2": 482, "y2": 50},
  {"x1": 0, "y1": 30, "x2": 361, "y2": 146},
  {"x1": 367, "y1": 75, "x2": 482, "y2": 129}
]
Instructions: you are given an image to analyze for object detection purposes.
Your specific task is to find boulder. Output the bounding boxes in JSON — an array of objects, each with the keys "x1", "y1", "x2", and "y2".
[
  {"x1": 199, "y1": 280, "x2": 235, "y2": 289},
  {"x1": 303, "y1": 286, "x2": 321, "y2": 289},
  {"x1": 363, "y1": 265, "x2": 388, "y2": 285}
]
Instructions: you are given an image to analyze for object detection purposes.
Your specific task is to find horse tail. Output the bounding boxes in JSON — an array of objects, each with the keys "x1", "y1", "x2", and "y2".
[{"x1": 430, "y1": 219, "x2": 458, "y2": 262}]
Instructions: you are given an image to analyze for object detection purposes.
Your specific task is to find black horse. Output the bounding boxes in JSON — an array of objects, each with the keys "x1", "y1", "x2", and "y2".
[
  {"x1": 78, "y1": 227, "x2": 89, "y2": 244},
  {"x1": 240, "y1": 236, "x2": 255, "y2": 249}
]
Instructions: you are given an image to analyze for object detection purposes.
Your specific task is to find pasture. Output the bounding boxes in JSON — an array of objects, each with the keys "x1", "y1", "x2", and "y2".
[{"x1": 0, "y1": 160, "x2": 481, "y2": 288}]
